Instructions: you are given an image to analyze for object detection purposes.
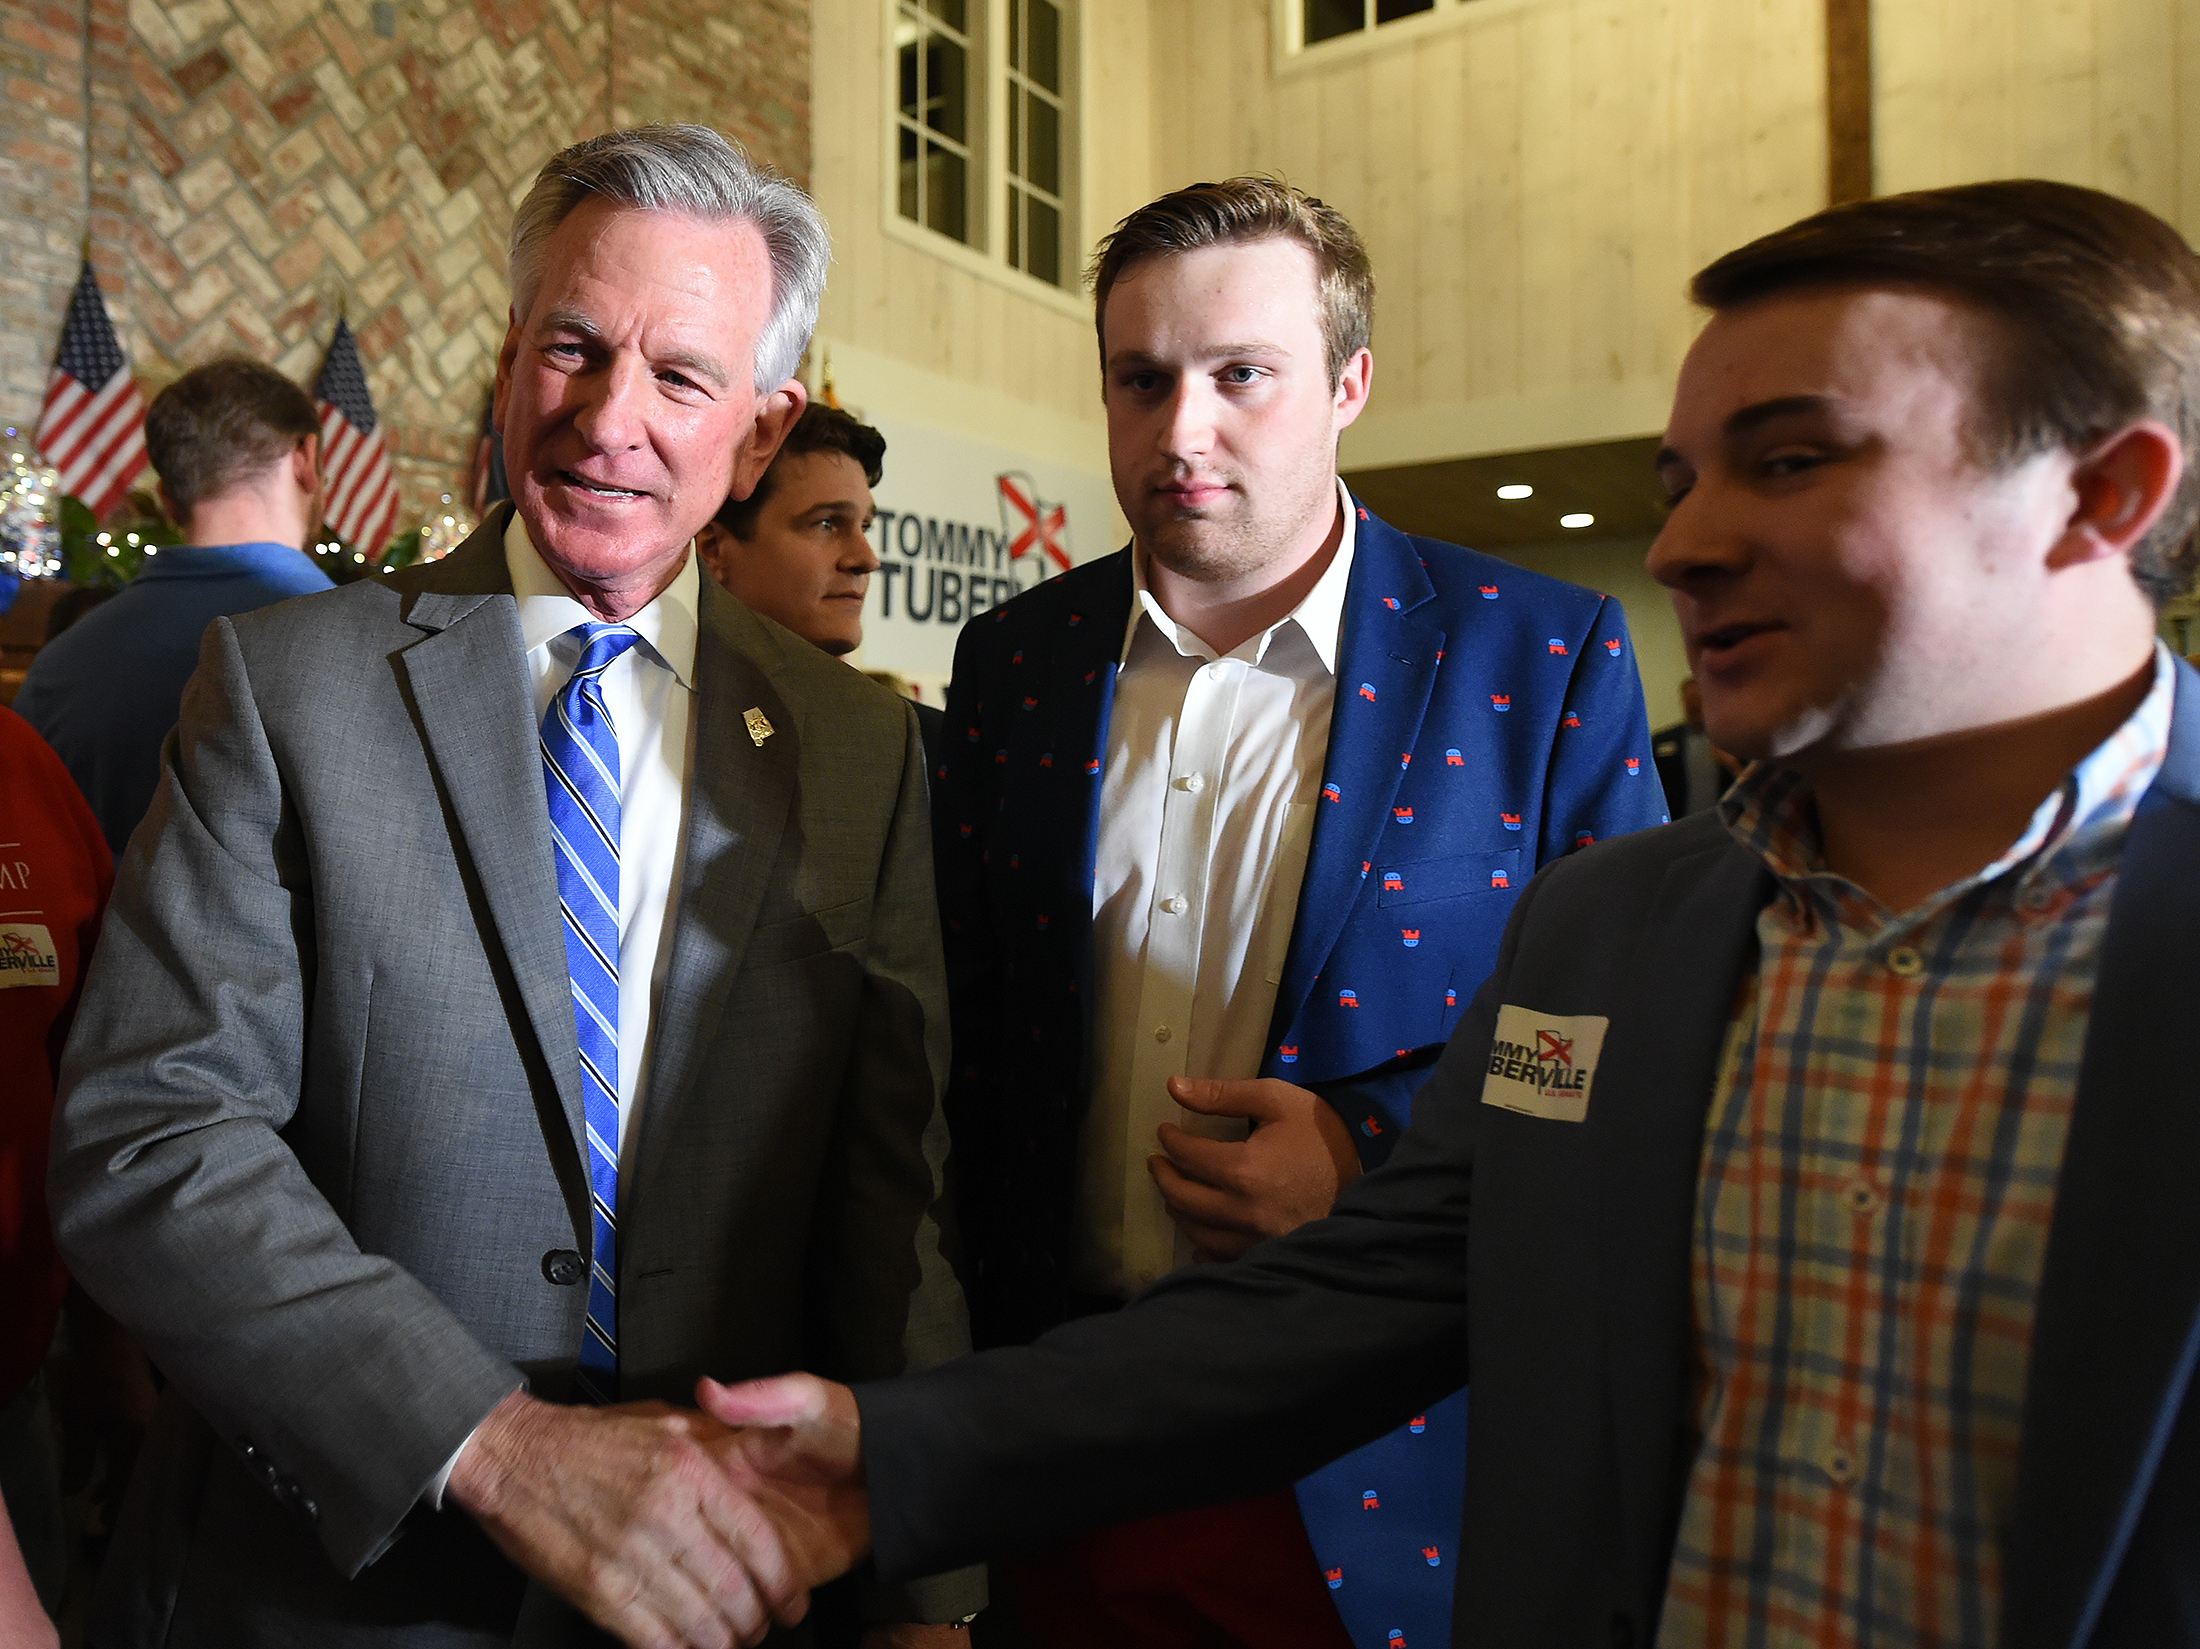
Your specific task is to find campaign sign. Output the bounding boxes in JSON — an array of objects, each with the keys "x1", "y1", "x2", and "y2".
[{"x1": 859, "y1": 415, "x2": 1119, "y2": 694}]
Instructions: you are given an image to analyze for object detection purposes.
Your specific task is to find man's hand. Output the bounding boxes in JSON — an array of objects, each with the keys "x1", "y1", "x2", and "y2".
[
  {"x1": 446, "y1": 1390, "x2": 808, "y2": 1649},
  {"x1": 1149, "y1": 1076, "x2": 1363, "y2": 1261},
  {"x1": 694, "y1": 1372, "x2": 871, "y2": 1591}
]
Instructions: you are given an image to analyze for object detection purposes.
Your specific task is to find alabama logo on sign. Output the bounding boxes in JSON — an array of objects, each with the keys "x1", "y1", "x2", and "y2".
[{"x1": 997, "y1": 472, "x2": 1071, "y2": 573}]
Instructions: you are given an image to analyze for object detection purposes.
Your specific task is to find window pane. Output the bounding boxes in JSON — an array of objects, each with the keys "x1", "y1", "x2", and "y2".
[
  {"x1": 898, "y1": 125, "x2": 919, "y2": 222},
  {"x1": 1375, "y1": 0, "x2": 1432, "y2": 18},
  {"x1": 1028, "y1": 0, "x2": 1060, "y2": 92},
  {"x1": 1028, "y1": 195, "x2": 1060, "y2": 286},
  {"x1": 1007, "y1": 185, "x2": 1022, "y2": 269},
  {"x1": 1305, "y1": 0, "x2": 1361, "y2": 43},
  {"x1": 898, "y1": 37, "x2": 920, "y2": 121},
  {"x1": 923, "y1": 0, "x2": 965, "y2": 30},
  {"x1": 925, "y1": 36, "x2": 966, "y2": 140},
  {"x1": 1027, "y1": 92, "x2": 1059, "y2": 194},
  {"x1": 1008, "y1": 0, "x2": 1022, "y2": 71},
  {"x1": 926, "y1": 140, "x2": 967, "y2": 241},
  {"x1": 1008, "y1": 83, "x2": 1022, "y2": 177}
]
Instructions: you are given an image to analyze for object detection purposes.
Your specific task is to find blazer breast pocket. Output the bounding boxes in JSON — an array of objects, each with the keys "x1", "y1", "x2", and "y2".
[
  {"x1": 1374, "y1": 848, "x2": 1523, "y2": 906},
  {"x1": 739, "y1": 896, "x2": 869, "y2": 971}
]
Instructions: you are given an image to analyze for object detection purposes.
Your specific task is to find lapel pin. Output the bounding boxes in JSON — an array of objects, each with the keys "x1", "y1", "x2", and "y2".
[{"x1": 743, "y1": 707, "x2": 775, "y2": 747}]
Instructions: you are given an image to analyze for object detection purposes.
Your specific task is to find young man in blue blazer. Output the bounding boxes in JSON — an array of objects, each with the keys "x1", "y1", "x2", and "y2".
[
  {"x1": 702, "y1": 179, "x2": 2200, "y2": 1649},
  {"x1": 923, "y1": 179, "x2": 1663, "y2": 1649}
]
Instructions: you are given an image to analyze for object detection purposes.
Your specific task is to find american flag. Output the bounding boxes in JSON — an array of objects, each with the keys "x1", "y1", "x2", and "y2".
[
  {"x1": 37, "y1": 261, "x2": 148, "y2": 521},
  {"x1": 313, "y1": 318, "x2": 399, "y2": 556}
]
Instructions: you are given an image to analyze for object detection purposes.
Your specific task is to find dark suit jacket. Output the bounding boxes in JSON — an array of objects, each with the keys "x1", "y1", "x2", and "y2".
[
  {"x1": 933, "y1": 499, "x2": 1664, "y2": 1346},
  {"x1": 861, "y1": 658, "x2": 2200, "y2": 1649},
  {"x1": 49, "y1": 513, "x2": 978, "y2": 1646}
]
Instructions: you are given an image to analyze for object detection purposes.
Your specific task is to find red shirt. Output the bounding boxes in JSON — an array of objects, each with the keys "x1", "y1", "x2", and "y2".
[{"x1": 0, "y1": 704, "x2": 110, "y2": 1401}]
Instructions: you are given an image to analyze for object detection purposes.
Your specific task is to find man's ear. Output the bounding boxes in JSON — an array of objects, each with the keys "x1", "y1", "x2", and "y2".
[
  {"x1": 2050, "y1": 420, "x2": 2185, "y2": 570},
  {"x1": 727, "y1": 382, "x2": 808, "y2": 503},
  {"x1": 1330, "y1": 346, "x2": 1374, "y2": 436},
  {"x1": 292, "y1": 432, "x2": 320, "y2": 494},
  {"x1": 693, "y1": 521, "x2": 734, "y2": 588}
]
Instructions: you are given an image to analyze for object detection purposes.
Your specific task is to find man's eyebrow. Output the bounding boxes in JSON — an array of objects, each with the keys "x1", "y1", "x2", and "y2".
[
  {"x1": 1723, "y1": 394, "x2": 1834, "y2": 440},
  {"x1": 1106, "y1": 341, "x2": 1293, "y2": 370}
]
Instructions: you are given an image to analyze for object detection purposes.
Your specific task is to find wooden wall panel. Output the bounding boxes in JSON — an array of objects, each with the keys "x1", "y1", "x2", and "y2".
[{"x1": 1878, "y1": 0, "x2": 2199, "y2": 239}]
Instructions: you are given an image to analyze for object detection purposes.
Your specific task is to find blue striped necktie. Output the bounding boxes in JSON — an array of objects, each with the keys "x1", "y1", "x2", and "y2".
[{"x1": 540, "y1": 622, "x2": 641, "y2": 1402}]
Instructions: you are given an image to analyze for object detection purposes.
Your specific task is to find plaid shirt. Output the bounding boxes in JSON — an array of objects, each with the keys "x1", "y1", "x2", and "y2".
[{"x1": 1657, "y1": 647, "x2": 2175, "y2": 1649}]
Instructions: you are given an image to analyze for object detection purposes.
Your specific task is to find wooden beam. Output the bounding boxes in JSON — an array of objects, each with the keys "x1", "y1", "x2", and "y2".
[{"x1": 1826, "y1": 0, "x2": 1873, "y2": 204}]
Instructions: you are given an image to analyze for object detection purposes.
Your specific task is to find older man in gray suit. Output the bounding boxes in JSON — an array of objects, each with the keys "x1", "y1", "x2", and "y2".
[{"x1": 48, "y1": 126, "x2": 977, "y2": 1649}]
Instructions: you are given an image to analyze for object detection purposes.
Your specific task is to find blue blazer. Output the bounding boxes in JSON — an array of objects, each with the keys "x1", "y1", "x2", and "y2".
[
  {"x1": 931, "y1": 500, "x2": 1664, "y2": 1641},
  {"x1": 873, "y1": 657, "x2": 2200, "y2": 1649}
]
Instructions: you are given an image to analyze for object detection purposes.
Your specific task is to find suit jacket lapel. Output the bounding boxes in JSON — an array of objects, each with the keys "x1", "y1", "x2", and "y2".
[
  {"x1": 1272, "y1": 506, "x2": 1445, "y2": 1045},
  {"x1": 2003, "y1": 662, "x2": 2200, "y2": 1649},
  {"x1": 1593, "y1": 833, "x2": 1768, "y2": 1596},
  {"x1": 628, "y1": 582, "x2": 797, "y2": 1193},
  {"x1": 392, "y1": 511, "x2": 590, "y2": 1242},
  {"x1": 1053, "y1": 554, "x2": 1133, "y2": 964}
]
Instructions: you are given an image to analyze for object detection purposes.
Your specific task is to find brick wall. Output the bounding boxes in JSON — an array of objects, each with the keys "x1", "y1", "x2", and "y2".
[{"x1": 0, "y1": 0, "x2": 809, "y2": 530}]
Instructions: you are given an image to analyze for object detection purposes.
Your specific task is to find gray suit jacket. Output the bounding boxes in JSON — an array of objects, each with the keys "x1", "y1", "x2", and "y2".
[{"x1": 50, "y1": 512, "x2": 978, "y2": 1645}]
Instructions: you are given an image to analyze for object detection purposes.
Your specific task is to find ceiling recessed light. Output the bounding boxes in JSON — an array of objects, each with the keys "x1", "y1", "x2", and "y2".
[
  {"x1": 1560, "y1": 512, "x2": 1595, "y2": 529},
  {"x1": 1496, "y1": 483, "x2": 1533, "y2": 500}
]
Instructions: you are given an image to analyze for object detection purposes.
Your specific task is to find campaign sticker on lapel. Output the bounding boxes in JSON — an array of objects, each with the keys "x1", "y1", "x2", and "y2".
[
  {"x1": 0, "y1": 923, "x2": 60, "y2": 989},
  {"x1": 743, "y1": 707, "x2": 774, "y2": 747},
  {"x1": 1480, "y1": 1004, "x2": 1609, "y2": 1123}
]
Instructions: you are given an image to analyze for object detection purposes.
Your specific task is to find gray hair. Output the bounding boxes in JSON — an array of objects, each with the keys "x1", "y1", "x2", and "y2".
[{"x1": 508, "y1": 125, "x2": 830, "y2": 393}]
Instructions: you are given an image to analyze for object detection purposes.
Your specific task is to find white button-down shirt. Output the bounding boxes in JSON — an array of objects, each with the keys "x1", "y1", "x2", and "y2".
[
  {"x1": 505, "y1": 512, "x2": 698, "y2": 1169},
  {"x1": 1072, "y1": 480, "x2": 1358, "y2": 1297},
  {"x1": 431, "y1": 517, "x2": 700, "y2": 1508}
]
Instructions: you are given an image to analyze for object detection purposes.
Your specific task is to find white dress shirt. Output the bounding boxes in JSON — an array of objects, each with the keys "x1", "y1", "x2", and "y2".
[
  {"x1": 1072, "y1": 480, "x2": 1359, "y2": 1298},
  {"x1": 425, "y1": 518, "x2": 698, "y2": 1508},
  {"x1": 506, "y1": 512, "x2": 698, "y2": 1169}
]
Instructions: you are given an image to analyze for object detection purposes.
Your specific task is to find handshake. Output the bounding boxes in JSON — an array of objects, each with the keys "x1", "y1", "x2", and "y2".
[{"x1": 447, "y1": 1373, "x2": 883, "y2": 1649}]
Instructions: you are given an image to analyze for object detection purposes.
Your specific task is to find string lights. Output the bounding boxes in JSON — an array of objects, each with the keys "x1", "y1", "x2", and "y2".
[{"x1": 0, "y1": 430, "x2": 64, "y2": 579}]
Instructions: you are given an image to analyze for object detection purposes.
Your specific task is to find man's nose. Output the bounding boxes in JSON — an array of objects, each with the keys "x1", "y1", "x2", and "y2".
[
  {"x1": 1159, "y1": 380, "x2": 1216, "y2": 459},
  {"x1": 571, "y1": 358, "x2": 648, "y2": 452},
  {"x1": 844, "y1": 524, "x2": 881, "y2": 573},
  {"x1": 1645, "y1": 480, "x2": 1748, "y2": 593}
]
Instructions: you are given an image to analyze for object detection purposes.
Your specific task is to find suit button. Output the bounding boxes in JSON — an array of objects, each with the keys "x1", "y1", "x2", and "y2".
[{"x1": 542, "y1": 1249, "x2": 587, "y2": 1286}]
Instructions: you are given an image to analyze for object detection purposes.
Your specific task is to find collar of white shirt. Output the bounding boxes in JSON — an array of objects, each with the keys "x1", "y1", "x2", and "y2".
[
  {"x1": 1119, "y1": 476, "x2": 1359, "y2": 675},
  {"x1": 502, "y1": 509, "x2": 700, "y2": 687}
]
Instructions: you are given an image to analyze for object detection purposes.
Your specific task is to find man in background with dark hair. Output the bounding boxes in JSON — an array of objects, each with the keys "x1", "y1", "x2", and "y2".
[
  {"x1": 693, "y1": 405, "x2": 944, "y2": 762},
  {"x1": 15, "y1": 356, "x2": 330, "y2": 856},
  {"x1": 697, "y1": 401, "x2": 885, "y2": 660},
  {"x1": 703, "y1": 177, "x2": 2200, "y2": 1649}
]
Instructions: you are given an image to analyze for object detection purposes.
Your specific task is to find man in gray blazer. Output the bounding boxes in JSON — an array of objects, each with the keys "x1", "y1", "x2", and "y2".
[{"x1": 48, "y1": 125, "x2": 977, "y2": 1648}]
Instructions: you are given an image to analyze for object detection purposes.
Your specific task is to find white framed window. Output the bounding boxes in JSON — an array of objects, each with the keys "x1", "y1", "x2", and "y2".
[
  {"x1": 1278, "y1": 0, "x2": 1512, "y2": 69},
  {"x1": 890, "y1": 0, "x2": 1079, "y2": 297},
  {"x1": 896, "y1": 0, "x2": 975, "y2": 245}
]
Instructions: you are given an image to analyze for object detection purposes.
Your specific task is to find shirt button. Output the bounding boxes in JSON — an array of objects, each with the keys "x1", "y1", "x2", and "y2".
[
  {"x1": 1841, "y1": 1178, "x2": 1881, "y2": 1215},
  {"x1": 1161, "y1": 895, "x2": 1188, "y2": 915},
  {"x1": 1154, "y1": 1025, "x2": 1171, "y2": 1043},
  {"x1": 1137, "y1": 1268, "x2": 1159, "y2": 1286},
  {"x1": 2021, "y1": 885, "x2": 2053, "y2": 913},
  {"x1": 1886, "y1": 946, "x2": 1924, "y2": 977},
  {"x1": 1820, "y1": 1441, "x2": 1858, "y2": 1485},
  {"x1": 1179, "y1": 773, "x2": 1206, "y2": 793}
]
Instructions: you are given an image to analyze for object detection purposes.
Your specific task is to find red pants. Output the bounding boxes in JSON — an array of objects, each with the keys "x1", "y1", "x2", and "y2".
[{"x1": 998, "y1": 1488, "x2": 1357, "y2": 1649}]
